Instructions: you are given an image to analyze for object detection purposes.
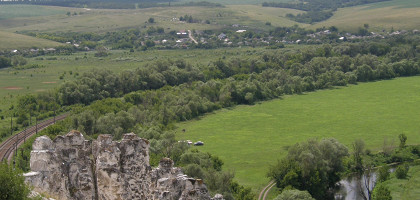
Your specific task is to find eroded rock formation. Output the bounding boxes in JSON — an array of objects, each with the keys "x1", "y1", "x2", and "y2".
[{"x1": 25, "y1": 130, "x2": 214, "y2": 200}]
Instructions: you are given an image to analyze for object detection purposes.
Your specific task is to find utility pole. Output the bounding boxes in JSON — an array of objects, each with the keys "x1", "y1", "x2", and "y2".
[
  {"x1": 15, "y1": 133, "x2": 18, "y2": 158},
  {"x1": 36, "y1": 117, "x2": 38, "y2": 134},
  {"x1": 10, "y1": 114, "x2": 13, "y2": 136}
]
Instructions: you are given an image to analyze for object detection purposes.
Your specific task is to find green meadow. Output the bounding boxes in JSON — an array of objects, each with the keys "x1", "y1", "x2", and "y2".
[{"x1": 177, "y1": 76, "x2": 420, "y2": 191}]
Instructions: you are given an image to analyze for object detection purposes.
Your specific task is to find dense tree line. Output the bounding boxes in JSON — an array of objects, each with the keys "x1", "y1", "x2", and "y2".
[
  {"x1": 59, "y1": 59, "x2": 204, "y2": 105},
  {"x1": 262, "y1": 0, "x2": 390, "y2": 12},
  {"x1": 286, "y1": 11, "x2": 333, "y2": 24},
  {"x1": 263, "y1": 0, "x2": 390, "y2": 23}
]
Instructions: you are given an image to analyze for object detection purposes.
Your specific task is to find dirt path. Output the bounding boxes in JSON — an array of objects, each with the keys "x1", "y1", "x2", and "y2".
[
  {"x1": 259, "y1": 180, "x2": 275, "y2": 200},
  {"x1": 188, "y1": 30, "x2": 198, "y2": 44}
]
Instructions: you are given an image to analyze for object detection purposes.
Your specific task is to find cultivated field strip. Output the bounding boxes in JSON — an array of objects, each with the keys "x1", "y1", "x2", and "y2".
[{"x1": 0, "y1": 113, "x2": 68, "y2": 162}]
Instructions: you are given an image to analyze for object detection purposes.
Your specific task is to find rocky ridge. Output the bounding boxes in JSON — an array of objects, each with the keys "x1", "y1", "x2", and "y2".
[{"x1": 24, "y1": 130, "x2": 220, "y2": 200}]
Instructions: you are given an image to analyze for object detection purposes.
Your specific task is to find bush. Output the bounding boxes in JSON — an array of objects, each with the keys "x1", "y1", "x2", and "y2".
[
  {"x1": 377, "y1": 165, "x2": 390, "y2": 183},
  {"x1": 372, "y1": 184, "x2": 392, "y2": 200},
  {"x1": 395, "y1": 164, "x2": 409, "y2": 179},
  {"x1": 0, "y1": 161, "x2": 30, "y2": 200},
  {"x1": 183, "y1": 163, "x2": 205, "y2": 179},
  {"x1": 274, "y1": 189, "x2": 315, "y2": 200},
  {"x1": 0, "y1": 56, "x2": 12, "y2": 69}
]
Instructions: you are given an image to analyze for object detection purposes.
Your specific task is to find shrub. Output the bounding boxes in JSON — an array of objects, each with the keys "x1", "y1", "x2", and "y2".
[
  {"x1": 0, "y1": 161, "x2": 30, "y2": 200},
  {"x1": 395, "y1": 164, "x2": 409, "y2": 179},
  {"x1": 0, "y1": 56, "x2": 12, "y2": 69},
  {"x1": 274, "y1": 189, "x2": 315, "y2": 200},
  {"x1": 372, "y1": 184, "x2": 392, "y2": 200},
  {"x1": 377, "y1": 165, "x2": 390, "y2": 183}
]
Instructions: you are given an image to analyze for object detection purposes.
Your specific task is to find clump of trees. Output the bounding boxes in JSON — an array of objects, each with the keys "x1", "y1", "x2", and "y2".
[
  {"x1": 0, "y1": 55, "x2": 27, "y2": 68},
  {"x1": 268, "y1": 138, "x2": 349, "y2": 199},
  {"x1": 0, "y1": 56, "x2": 12, "y2": 68},
  {"x1": 286, "y1": 11, "x2": 333, "y2": 24}
]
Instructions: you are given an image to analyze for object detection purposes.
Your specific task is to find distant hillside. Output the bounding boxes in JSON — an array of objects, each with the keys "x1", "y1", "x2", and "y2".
[
  {"x1": 263, "y1": 0, "x2": 391, "y2": 23},
  {"x1": 0, "y1": 0, "x2": 224, "y2": 9},
  {"x1": 262, "y1": 0, "x2": 391, "y2": 11}
]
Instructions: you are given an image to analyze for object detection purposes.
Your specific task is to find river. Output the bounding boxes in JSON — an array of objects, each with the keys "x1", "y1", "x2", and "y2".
[{"x1": 335, "y1": 168, "x2": 396, "y2": 200}]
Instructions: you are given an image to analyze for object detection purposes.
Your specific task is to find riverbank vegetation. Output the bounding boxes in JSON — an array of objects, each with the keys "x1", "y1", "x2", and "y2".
[{"x1": 268, "y1": 133, "x2": 420, "y2": 200}]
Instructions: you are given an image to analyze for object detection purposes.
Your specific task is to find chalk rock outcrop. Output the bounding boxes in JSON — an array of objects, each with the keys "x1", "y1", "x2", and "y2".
[{"x1": 25, "y1": 130, "x2": 211, "y2": 200}]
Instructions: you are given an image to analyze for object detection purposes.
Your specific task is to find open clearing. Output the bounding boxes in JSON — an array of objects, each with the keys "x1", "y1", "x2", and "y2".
[{"x1": 177, "y1": 76, "x2": 420, "y2": 191}]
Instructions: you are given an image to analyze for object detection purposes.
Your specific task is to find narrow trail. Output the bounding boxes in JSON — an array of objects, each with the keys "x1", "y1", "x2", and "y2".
[
  {"x1": 0, "y1": 113, "x2": 68, "y2": 162},
  {"x1": 259, "y1": 180, "x2": 275, "y2": 200},
  {"x1": 188, "y1": 30, "x2": 198, "y2": 44}
]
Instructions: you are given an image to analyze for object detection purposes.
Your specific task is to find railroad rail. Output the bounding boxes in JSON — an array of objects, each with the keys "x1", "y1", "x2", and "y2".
[{"x1": 0, "y1": 113, "x2": 69, "y2": 162}]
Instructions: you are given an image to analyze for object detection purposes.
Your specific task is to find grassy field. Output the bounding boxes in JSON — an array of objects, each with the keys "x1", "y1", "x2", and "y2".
[
  {"x1": 0, "y1": 31, "x2": 61, "y2": 50},
  {"x1": 0, "y1": 4, "x2": 66, "y2": 20},
  {"x1": 0, "y1": 5, "x2": 301, "y2": 33},
  {"x1": 176, "y1": 76, "x2": 420, "y2": 191},
  {"x1": 312, "y1": 0, "x2": 420, "y2": 32},
  {"x1": 384, "y1": 164, "x2": 420, "y2": 199}
]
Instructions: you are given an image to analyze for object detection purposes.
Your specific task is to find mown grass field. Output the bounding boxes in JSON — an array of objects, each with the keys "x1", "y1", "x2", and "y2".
[
  {"x1": 176, "y1": 76, "x2": 420, "y2": 191},
  {"x1": 383, "y1": 164, "x2": 420, "y2": 199}
]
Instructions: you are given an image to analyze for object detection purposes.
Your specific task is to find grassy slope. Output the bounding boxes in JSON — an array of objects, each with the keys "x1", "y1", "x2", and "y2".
[
  {"x1": 1, "y1": 5, "x2": 301, "y2": 34},
  {"x1": 384, "y1": 165, "x2": 420, "y2": 199},
  {"x1": 311, "y1": 0, "x2": 420, "y2": 32},
  {"x1": 176, "y1": 76, "x2": 420, "y2": 191},
  {"x1": 0, "y1": 4, "x2": 66, "y2": 20},
  {"x1": 0, "y1": 31, "x2": 61, "y2": 50},
  {"x1": 176, "y1": 0, "x2": 291, "y2": 5}
]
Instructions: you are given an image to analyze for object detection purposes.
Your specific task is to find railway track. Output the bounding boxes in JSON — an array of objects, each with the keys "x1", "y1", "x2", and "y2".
[{"x1": 0, "y1": 113, "x2": 69, "y2": 162}]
